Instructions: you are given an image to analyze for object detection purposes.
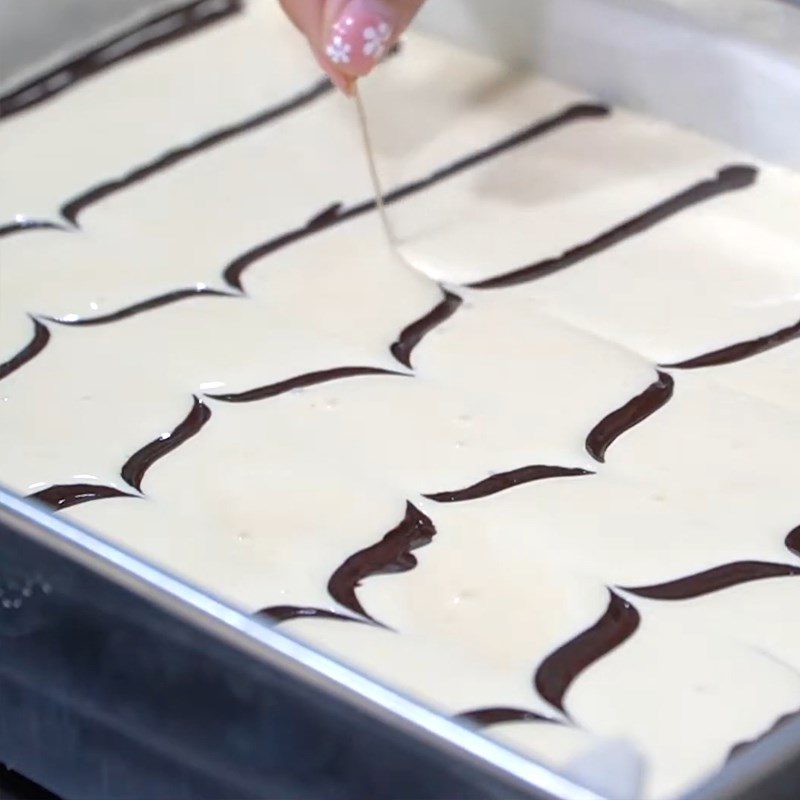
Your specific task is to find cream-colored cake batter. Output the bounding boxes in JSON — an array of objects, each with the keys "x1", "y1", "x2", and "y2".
[{"x1": 1, "y1": 2, "x2": 800, "y2": 798}]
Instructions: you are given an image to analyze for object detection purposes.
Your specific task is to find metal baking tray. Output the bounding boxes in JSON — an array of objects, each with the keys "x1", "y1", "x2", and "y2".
[
  {"x1": 0, "y1": 486, "x2": 595, "y2": 800},
  {"x1": 416, "y1": 0, "x2": 800, "y2": 170},
  {"x1": 2, "y1": 1, "x2": 800, "y2": 798},
  {"x1": 2, "y1": 485, "x2": 800, "y2": 800}
]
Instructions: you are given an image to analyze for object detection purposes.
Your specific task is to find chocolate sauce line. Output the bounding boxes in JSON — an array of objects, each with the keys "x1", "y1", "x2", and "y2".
[
  {"x1": 390, "y1": 289, "x2": 463, "y2": 369},
  {"x1": 728, "y1": 708, "x2": 800, "y2": 761},
  {"x1": 0, "y1": 317, "x2": 50, "y2": 383},
  {"x1": 55, "y1": 41, "x2": 396, "y2": 232},
  {"x1": 585, "y1": 371, "x2": 674, "y2": 463},
  {"x1": 381, "y1": 103, "x2": 609, "y2": 205},
  {"x1": 1, "y1": 74, "x2": 332, "y2": 239},
  {"x1": 3, "y1": 45, "x2": 410, "y2": 238},
  {"x1": 256, "y1": 606, "x2": 366, "y2": 625},
  {"x1": 534, "y1": 590, "x2": 640, "y2": 714},
  {"x1": 787, "y1": 525, "x2": 800, "y2": 559},
  {"x1": 621, "y1": 561, "x2": 800, "y2": 600},
  {"x1": 424, "y1": 465, "x2": 592, "y2": 504},
  {"x1": 222, "y1": 208, "x2": 342, "y2": 291},
  {"x1": 661, "y1": 315, "x2": 800, "y2": 370},
  {"x1": 0, "y1": 219, "x2": 66, "y2": 239},
  {"x1": 328, "y1": 502, "x2": 436, "y2": 624},
  {"x1": 455, "y1": 707, "x2": 559, "y2": 729},
  {"x1": 28, "y1": 483, "x2": 136, "y2": 511},
  {"x1": 60, "y1": 75, "x2": 333, "y2": 226},
  {"x1": 121, "y1": 395, "x2": 211, "y2": 492},
  {"x1": 47, "y1": 287, "x2": 238, "y2": 326},
  {"x1": 222, "y1": 103, "x2": 609, "y2": 291},
  {"x1": 0, "y1": 0, "x2": 243, "y2": 121},
  {"x1": 206, "y1": 366, "x2": 408, "y2": 404},
  {"x1": 470, "y1": 165, "x2": 758, "y2": 290}
]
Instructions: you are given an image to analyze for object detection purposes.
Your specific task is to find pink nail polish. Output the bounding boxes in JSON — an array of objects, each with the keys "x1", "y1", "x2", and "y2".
[{"x1": 325, "y1": 0, "x2": 394, "y2": 77}]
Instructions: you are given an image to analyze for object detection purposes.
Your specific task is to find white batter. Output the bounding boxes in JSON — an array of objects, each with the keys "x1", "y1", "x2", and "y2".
[{"x1": 1, "y1": 2, "x2": 800, "y2": 797}]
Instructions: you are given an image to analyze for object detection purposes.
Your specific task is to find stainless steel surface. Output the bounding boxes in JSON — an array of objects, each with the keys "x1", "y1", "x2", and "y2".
[
  {"x1": 0, "y1": 0, "x2": 185, "y2": 92},
  {"x1": 416, "y1": 0, "x2": 800, "y2": 171}
]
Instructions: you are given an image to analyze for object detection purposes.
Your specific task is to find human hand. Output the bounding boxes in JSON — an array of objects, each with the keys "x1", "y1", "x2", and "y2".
[{"x1": 278, "y1": 0, "x2": 426, "y2": 94}]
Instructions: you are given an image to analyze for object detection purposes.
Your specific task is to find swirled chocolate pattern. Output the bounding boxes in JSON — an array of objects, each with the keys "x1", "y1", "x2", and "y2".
[
  {"x1": 455, "y1": 707, "x2": 559, "y2": 729},
  {"x1": 47, "y1": 286, "x2": 238, "y2": 326},
  {"x1": 424, "y1": 465, "x2": 592, "y2": 503},
  {"x1": 621, "y1": 561, "x2": 800, "y2": 600},
  {"x1": 390, "y1": 289, "x2": 462, "y2": 369},
  {"x1": 469, "y1": 165, "x2": 758, "y2": 289},
  {"x1": 59, "y1": 76, "x2": 332, "y2": 227},
  {"x1": 0, "y1": 0, "x2": 242, "y2": 120},
  {"x1": 121, "y1": 396, "x2": 211, "y2": 492},
  {"x1": 206, "y1": 366, "x2": 408, "y2": 404},
  {"x1": 256, "y1": 606, "x2": 364, "y2": 625},
  {"x1": 585, "y1": 371, "x2": 674, "y2": 463},
  {"x1": 728, "y1": 708, "x2": 800, "y2": 761},
  {"x1": 535, "y1": 591, "x2": 640, "y2": 714},
  {"x1": 787, "y1": 526, "x2": 800, "y2": 559},
  {"x1": 5, "y1": 15, "x2": 800, "y2": 793},
  {"x1": 28, "y1": 483, "x2": 136, "y2": 511},
  {"x1": 0, "y1": 318, "x2": 50, "y2": 383},
  {"x1": 328, "y1": 502, "x2": 436, "y2": 624},
  {"x1": 661, "y1": 315, "x2": 800, "y2": 370},
  {"x1": 222, "y1": 103, "x2": 610, "y2": 291}
]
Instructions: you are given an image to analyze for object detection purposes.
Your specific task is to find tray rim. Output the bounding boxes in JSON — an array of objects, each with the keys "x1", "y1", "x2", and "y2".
[
  {"x1": 2, "y1": 485, "x2": 799, "y2": 800},
  {"x1": 0, "y1": 484, "x2": 604, "y2": 800}
]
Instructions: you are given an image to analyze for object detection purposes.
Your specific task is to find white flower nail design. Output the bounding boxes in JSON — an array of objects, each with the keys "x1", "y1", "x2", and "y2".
[
  {"x1": 362, "y1": 21, "x2": 392, "y2": 59},
  {"x1": 326, "y1": 35, "x2": 352, "y2": 64}
]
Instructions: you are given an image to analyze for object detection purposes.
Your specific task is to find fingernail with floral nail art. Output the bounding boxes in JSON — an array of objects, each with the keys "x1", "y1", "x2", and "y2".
[{"x1": 326, "y1": 0, "x2": 394, "y2": 77}]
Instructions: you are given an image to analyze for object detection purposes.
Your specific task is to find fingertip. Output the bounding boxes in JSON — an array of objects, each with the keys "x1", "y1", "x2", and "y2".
[
  {"x1": 279, "y1": 0, "x2": 325, "y2": 38},
  {"x1": 333, "y1": 71, "x2": 357, "y2": 96},
  {"x1": 310, "y1": 47, "x2": 356, "y2": 96},
  {"x1": 341, "y1": 76, "x2": 357, "y2": 97},
  {"x1": 322, "y1": 0, "x2": 396, "y2": 80}
]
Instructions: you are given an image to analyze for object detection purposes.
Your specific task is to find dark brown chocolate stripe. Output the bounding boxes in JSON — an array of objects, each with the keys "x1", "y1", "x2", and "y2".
[
  {"x1": 728, "y1": 708, "x2": 800, "y2": 761},
  {"x1": 383, "y1": 104, "x2": 609, "y2": 206},
  {"x1": 256, "y1": 606, "x2": 364, "y2": 625},
  {"x1": 424, "y1": 465, "x2": 592, "y2": 503},
  {"x1": 47, "y1": 286, "x2": 237, "y2": 326},
  {"x1": 455, "y1": 707, "x2": 558, "y2": 729},
  {"x1": 206, "y1": 366, "x2": 407, "y2": 403},
  {"x1": 0, "y1": 0, "x2": 242, "y2": 120},
  {"x1": 29, "y1": 483, "x2": 135, "y2": 511},
  {"x1": 586, "y1": 371, "x2": 674, "y2": 463},
  {"x1": 306, "y1": 203, "x2": 345, "y2": 227},
  {"x1": 223, "y1": 204, "x2": 352, "y2": 291},
  {"x1": 60, "y1": 75, "x2": 332, "y2": 225},
  {"x1": 470, "y1": 165, "x2": 758, "y2": 290},
  {"x1": 222, "y1": 103, "x2": 609, "y2": 291},
  {"x1": 328, "y1": 502, "x2": 436, "y2": 624},
  {"x1": 121, "y1": 395, "x2": 211, "y2": 492},
  {"x1": 390, "y1": 290, "x2": 463, "y2": 368},
  {"x1": 0, "y1": 317, "x2": 50, "y2": 382},
  {"x1": 787, "y1": 525, "x2": 800, "y2": 559},
  {"x1": 534, "y1": 591, "x2": 639, "y2": 714},
  {"x1": 621, "y1": 561, "x2": 800, "y2": 600},
  {"x1": 661, "y1": 315, "x2": 800, "y2": 370},
  {"x1": 0, "y1": 219, "x2": 66, "y2": 239}
]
